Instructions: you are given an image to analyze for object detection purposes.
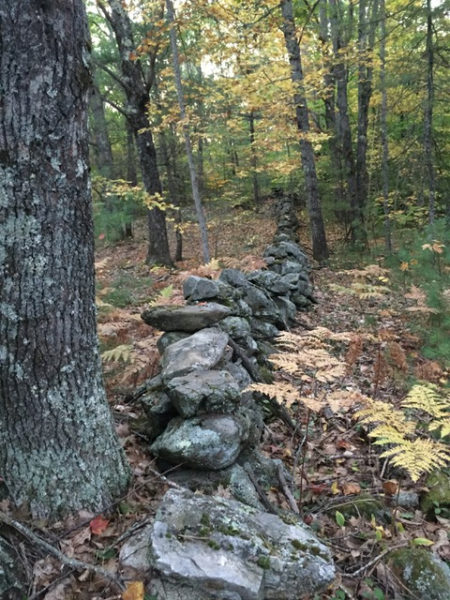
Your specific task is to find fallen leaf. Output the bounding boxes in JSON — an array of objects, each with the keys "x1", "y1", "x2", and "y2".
[
  {"x1": 90, "y1": 515, "x2": 109, "y2": 535},
  {"x1": 383, "y1": 480, "x2": 399, "y2": 496},
  {"x1": 122, "y1": 581, "x2": 144, "y2": 600},
  {"x1": 342, "y1": 482, "x2": 361, "y2": 495}
]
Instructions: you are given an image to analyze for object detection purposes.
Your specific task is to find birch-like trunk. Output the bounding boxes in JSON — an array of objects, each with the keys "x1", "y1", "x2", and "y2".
[{"x1": 0, "y1": 0, "x2": 130, "y2": 518}]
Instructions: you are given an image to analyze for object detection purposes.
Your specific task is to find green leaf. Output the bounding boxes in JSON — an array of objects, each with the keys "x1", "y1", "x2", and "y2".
[
  {"x1": 335, "y1": 511, "x2": 346, "y2": 527},
  {"x1": 412, "y1": 537, "x2": 434, "y2": 546}
]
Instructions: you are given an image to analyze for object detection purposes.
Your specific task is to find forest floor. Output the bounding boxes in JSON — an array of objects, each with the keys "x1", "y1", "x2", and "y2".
[{"x1": 16, "y1": 201, "x2": 449, "y2": 599}]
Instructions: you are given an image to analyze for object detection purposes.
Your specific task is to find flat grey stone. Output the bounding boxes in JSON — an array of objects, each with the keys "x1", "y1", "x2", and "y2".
[
  {"x1": 167, "y1": 370, "x2": 240, "y2": 417},
  {"x1": 161, "y1": 328, "x2": 229, "y2": 382},
  {"x1": 246, "y1": 270, "x2": 291, "y2": 296},
  {"x1": 142, "y1": 303, "x2": 231, "y2": 332},
  {"x1": 149, "y1": 489, "x2": 335, "y2": 600},
  {"x1": 183, "y1": 276, "x2": 235, "y2": 302},
  {"x1": 119, "y1": 525, "x2": 152, "y2": 571},
  {"x1": 157, "y1": 331, "x2": 190, "y2": 354},
  {"x1": 150, "y1": 413, "x2": 251, "y2": 470}
]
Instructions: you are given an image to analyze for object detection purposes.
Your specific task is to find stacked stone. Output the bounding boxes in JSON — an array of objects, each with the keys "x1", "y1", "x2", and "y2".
[{"x1": 120, "y1": 198, "x2": 335, "y2": 599}]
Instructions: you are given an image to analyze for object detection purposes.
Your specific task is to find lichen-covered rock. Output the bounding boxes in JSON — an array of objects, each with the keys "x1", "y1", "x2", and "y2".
[
  {"x1": 221, "y1": 360, "x2": 253, "y2": 389},
  {"x1": 388, "y1": 548, "x2": 450, "y2": 600},
  {"x1": 142, "y1": 303, "x2": 231, "y2": 332},
  {"x1": 119, "y1": 525, "x2": 152, "y2": 572},
  {"x1": 250, "y1": 319, "x2": 279, "y2": 340},
  {"x1": 167, "y1": 370, "x2": 241, "y2": 417},
  {"x1": 140, "y1": 391, "x2": 177, "y2": 441},
  {"x1": 219, "y1": 316, "x2": 258, "y2": 355},
  {"x1": 161, "y1": 328, "x2": 229, "y2": 382},
  {"x1": 220, "y1": 268, "x2": 249, "y2": 288},
  {"x1": 149, "y1": 488, "x2": 335, "y2": 600},
  {"x1": 150, "y1": 413, "x2": 251, "y2": 470},
  {"x1": 273, "y1": 296, "x2": 296, "y2": 324},
  {"x1": 246, "y1": 270, "x2": 291, "y2": 296},
  {"x1": 264, "y1": 241, "x2": 309, "y2": 266},
  {"x1": 0, "y1": 538, "x2": 25, "y2": 600}
]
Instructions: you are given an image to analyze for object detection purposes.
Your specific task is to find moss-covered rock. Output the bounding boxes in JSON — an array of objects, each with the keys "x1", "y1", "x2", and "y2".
[
  {"x1": 421, "y1": 470, "x2": 450, "y2": 518},
  {"x1": 388, "y1": 547, "x2": 450, "y2": 600}
]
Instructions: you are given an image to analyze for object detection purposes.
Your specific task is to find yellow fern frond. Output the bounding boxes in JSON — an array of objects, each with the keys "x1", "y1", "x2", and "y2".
[
  {"x1": 369, "y1": 424, "x2": 413, "y2": 444},
  {"x1": 428, "y1": 418, "x2": 450, "y2": 438},
  {"x1": 268, "y1": 353, "x2": 303, "y2": 375},
  {"x1": 101, "y1": 344, "x2": 133, "y2": 363},
  {"x1": 401, "y1": 383, "x2": 449, "y2": 419},
  {"x1": 379, "y1": 439, "x2": 450, "y2": 482},
  {"x1": 247, "y1": 382, "x2": 299, "y2": 408},
  {"x1": 316, "y1": 363, "x2": 346, "y2": 383},
  {"x1": 355, "y1": 399, "x2": 411, "y2": 432}
]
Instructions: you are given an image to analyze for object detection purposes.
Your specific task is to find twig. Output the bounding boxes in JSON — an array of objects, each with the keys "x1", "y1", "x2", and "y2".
[
  {"x1": 346, "y1": 542, "x2": 408, "y2": 578},
  {"x1": 0, "y1": 511, "x2": 125, "y2": 592},
  {"x1": 276, "y1": 463, "x2": 299, "y2": 514}
]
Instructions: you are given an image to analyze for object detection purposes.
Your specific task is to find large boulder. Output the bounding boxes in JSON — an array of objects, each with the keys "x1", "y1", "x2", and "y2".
[
  {"x1": 150, "y1": 412, "x2": 252, "y2": 470},
  {"x1": 141, "y1": 303, "x2": 231, "y2": 332},
  {"x1": 160, "y1": 328, "x2": 229, "y2": 382},
  {"x1": 167, "y1": 369, "x2": 241, "y2": 417},
  {"x1": 149, "y1": 488, "x2": 335, "y2": 600},
  {"x1": 183, "y1": 275, "x2": 236, "y2": 303}
]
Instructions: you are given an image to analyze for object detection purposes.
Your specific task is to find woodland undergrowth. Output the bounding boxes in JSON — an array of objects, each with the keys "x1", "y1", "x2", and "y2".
[{"x1": 4, "y1": 206, "x2": 449, "y2": 600}]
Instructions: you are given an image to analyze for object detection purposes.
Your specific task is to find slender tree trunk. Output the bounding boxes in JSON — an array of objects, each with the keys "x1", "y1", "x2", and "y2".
[
  {"x1": 329, "y1": 0, "x2": 365, "y2": 244},
  {"x1": 356, "y1": 0, "x2": 378, "y2": 214},
  {"x1": 280, "y1": 0, "x2": 329, "y2": 262},
  {"x1": 166, "y1": 0, "x2": 210, "y2": 263},
  {"x1": 159, "y1": 130, "x2": 183, "y2": 261},
  {"x1": 249, "y1": 110, "x2": 260, "y2": 208},
  {"x1": 0, "y1": 0, "x2": 130, "y2": 518},
  {"x1": 379, "y1": 0, "x2": 391, "y2": 252},
  {"x1": 424, "y1": 0, "x2": 435, "y2": 225},
  {"x1": 100, "y1": 0, "x2": 172, "y2": 266},
  {"x1": 126, "y1": 121, "x2": 138, "y2": 186},
  {"x1": 90, "y1": 81, "x2": 114, "y2": 179}
]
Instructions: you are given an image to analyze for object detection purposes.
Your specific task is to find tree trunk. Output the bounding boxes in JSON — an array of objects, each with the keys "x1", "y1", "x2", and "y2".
[
  {"x1": 424, "y1": 0, "x2": 435, "y2": 225},
  {"x1": 280, "y1": 0, "x2": 329, "y2": 262},
  {"x1": 0, "y1": 1, "x2": 130, "y2": 518},
  {"x1": 249, "y1": 110, "x2": 260, "y2": 208},
  {"x1": 159, "y1": 130, "x2": 183, "y2": 261},
  {"x1": 100, "y1": 0, "x2": 172, "y2": 266},
  {"x1": 329, "y1": 0, "x2": 365, "y2": 244},
  {"x1": 90, "y1": 81, "x2": 114, "y2": 179},
  {"x1": 379, "y1": 0, "x2": 391, "y2": 252},
  {"x1": 126, "y1": 121, "x2": 138, "y2": 187},
  {"x1": 356, "y1": 0, "x2": 378, "y2": 214},
  {"x1": 166, "y1": 0, "x2": 210, "y2": 263}
]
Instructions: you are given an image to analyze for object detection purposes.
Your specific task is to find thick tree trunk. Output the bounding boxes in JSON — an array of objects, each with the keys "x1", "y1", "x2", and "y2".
[
  {"x1": 100, "y1": 0, "x2": 172, "y2": 266},
  {"x1": 166, "y1": 0, "x2": 210, "y2": 263},
  {"x1": 0, "y1": 1, "x2": 130, "y2": 518},
  {"x1": 280, "y1": 0, "x2": 329, "y2": 262}
]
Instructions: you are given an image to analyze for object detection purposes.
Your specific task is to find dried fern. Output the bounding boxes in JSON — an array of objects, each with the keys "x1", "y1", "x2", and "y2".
[{"x1": 101, "y1": 344, "x2": 133, "y2": 364}]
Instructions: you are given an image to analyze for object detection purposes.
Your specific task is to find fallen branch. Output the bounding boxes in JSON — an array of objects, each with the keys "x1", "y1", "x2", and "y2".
[
  {"x1": 346, "y1": 542, "x2": 408, "y2": 578},
  {"x1": 276, "y1": 463, "x2": 299, "y2": 514},
  {"x1": 0, "y1": 511, "x2": 125, "y2": 592}
]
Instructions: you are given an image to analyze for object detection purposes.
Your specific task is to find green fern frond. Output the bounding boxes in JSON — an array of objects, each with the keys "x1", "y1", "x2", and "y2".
[
  {"x1": 379, "y1": 439, "x2": 450, "y2": 482},
  {"x1": 401, "y1": 383, "x2": 449, "y2": 419}
]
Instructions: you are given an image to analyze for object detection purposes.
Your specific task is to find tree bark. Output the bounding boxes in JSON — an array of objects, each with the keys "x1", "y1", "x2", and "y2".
[
  {"x1": 424, "y1": 0, "x2": 435, "y2": 225},
  {"x1": 280, "y1": 0, "x2": 329, "y2": 262},
  {"x1": 249, "y1": 110, "x2": 261, "y2": 208},
  {"x1": 159, "y1": 130, "x2": 183, "y2": 261},
  {"x1": 166, "y1": 0, "x2": 210, "y2": 263},
  {"x1": 379, "y1": 0, "x2": 391, "y2": 252},
  {"x1": 99, "y1": 0, "x2": 172, "y2": 266},
  {"x1": 0, "y1": 0, "x2": 130, "y2": 518}
]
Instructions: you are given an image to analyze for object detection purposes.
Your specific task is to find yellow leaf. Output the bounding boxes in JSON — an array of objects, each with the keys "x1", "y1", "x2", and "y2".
[
  {"x1": 400, "y1": 261, "x2": 409, "y2": 272},
  {"x1": 122, "y1": 581, "x2": 144, "y2": 600},
  {"x1": 331, "y1": 481, "x2": 340, "y2": 495}
]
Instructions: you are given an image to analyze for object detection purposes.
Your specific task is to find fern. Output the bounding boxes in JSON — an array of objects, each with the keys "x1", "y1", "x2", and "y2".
[
  {"x1": 101, "y1": 344, "x2": 133, "y2": 364},
  {"x1": 379, "y1": 439, "x2": 450, "y2": 482},
  {"x1": 401, "y1": 383, "x2": 448, "y2": 419},
  {"x1": 248, "y1": 382, "x2": 299, "y2": 408},
  {"x1": 355, "y1": 399, "x2": 412, "y2": 433}
]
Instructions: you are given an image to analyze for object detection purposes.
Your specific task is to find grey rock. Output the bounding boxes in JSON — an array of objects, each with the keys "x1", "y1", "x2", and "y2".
[
  {"x1": 388, "y1": 548, "x2": 450, "y2": 600},
  {"x1": 290, "y1": 293, "x2": 312, "y2": 309},
  {"x1": 274, "y1": 296, "x2": 296, "y2": 324},
  {"x1": 220, "y1": 268, "x2": 249, "y2": 288},
  {"x1": 150, "y1": 413, "x2": 251, "y2": 470},
  {"x1": 0, "y1": 537, "x2": 25, "y2": 600},
  {"x1": 238, "y1": 449, "x2": 292, "y2": 491},
  {"x1": 221, "y1": 360, "x2": 253, "y2": 390},
  {"x1": 246, "y1": 270, "x2": 291, "y2": 296},
  {"x1": 219, "y1": 317, "x2": 257, "y2": 355},
  {"x1": 157, "y1": 331, "x2": 190, "y2": 354},
  {"x1": 264, "y1": 241, "x2": 309, "y2": 266},
  {"x1": 119, "y1": 525, "x2": 152, "y2": 571},
  {"x1": 142, "y1": 303, "x2": 231, "y2": 332},
  {"x1": 279, "y1": 260, "x2": 305, "y2": 275},
  {"x1": 241, "y1": 286, "x2": 284, "y2": 326},
  {"x1": 161, "y1": 328, "x2": 229, "y2": 382},
  {"x1": 167, "y1": 370, "x2": 241, "y2": 417},
  {"x1": 149, "y1": 488, "x2": 335, "y2": 600},
  {"x1": 183, "y1": 276, "x2": 236, "y2": 303},
  {"x1": 250, "y1": 319, "x2": 279, "y2": 340},
  {"x1": 229, "y1": 464, "x2": 264, "y2": 510},
  {"x1": 141, "y1": 391, "x2": 177, "y2": 441},
  {"x1": 149, "y1": 578, "x2": 215, "y2": 600}
]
